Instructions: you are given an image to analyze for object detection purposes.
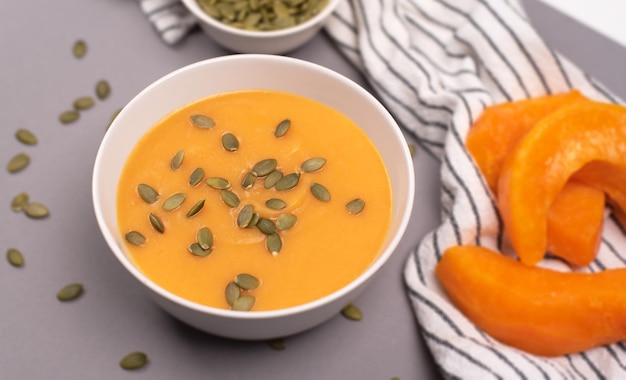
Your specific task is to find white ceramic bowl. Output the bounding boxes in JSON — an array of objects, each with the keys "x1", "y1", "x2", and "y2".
[
  {"x1": 92, "y1": 54, "x2": 415, "y2": 340},
  {"x1": 180, "y1": 0, "x2": 344, "y2": 54}
]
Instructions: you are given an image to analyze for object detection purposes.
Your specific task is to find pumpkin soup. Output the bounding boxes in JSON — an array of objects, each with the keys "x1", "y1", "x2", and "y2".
[{"x1": 117, "y1": 89, "x2": 392, "y2": 311}]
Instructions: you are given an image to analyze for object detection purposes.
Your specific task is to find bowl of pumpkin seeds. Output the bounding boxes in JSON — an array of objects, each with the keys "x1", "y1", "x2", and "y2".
[
  {"x1": 92, "y1": 54, "x2": 414, "y2": 340},
  {"x1": 180, "y1": 0, "x2": 343, "y2": 53}
]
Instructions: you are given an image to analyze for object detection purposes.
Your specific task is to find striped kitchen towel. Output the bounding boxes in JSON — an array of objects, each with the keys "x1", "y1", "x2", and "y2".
[{"x1": 138, "y1": 0, "x2": 197, "y2": 45}]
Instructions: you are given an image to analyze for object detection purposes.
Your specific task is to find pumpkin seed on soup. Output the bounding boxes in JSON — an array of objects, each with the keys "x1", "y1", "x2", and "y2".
[
  {"x1": 189, "y1": 167, "x2": 205, "y2": 186},
  {"x1": 7, "y1": 248, "x2": 24, "y2": 267},
  {"x1": 120, "y1": 351, "x2": 149, "y2": 370},
  {"x1": 225, "y1": 282, "x2": 241, "y2": 306},
  {"x1": 341, "y1": 303, "x2": 363, "y2": 321},
  {"x1": 276, "y1": 214, "x2": 297, "y2": 231},
  {"x1": 125, "y1": 231, "x2": 146, "y2": 246},
  {"x1": 234, "y1": 273, "x2": 260, "y2": 290},
  {"x1": 188, "y1": 243, "x2": 212, "y2": 257},
  {"x1": 138, "y1": 183, "x2": 159, "y2": 204},
  {"x1": 222, "y1": 132, "x2": 239, "y2": 152},
  {"x1": 162, "y1": 193, "x2": 186, "y2": 211},
  {"x1": 266, "y1": 198, "x2": 286, "y2": 210},
  {"x1": 237, "y1": 204, "x2": 254, "y2": 228},
  {"x1": 73, "y1": 96, "x2": 95, "y2": 110},
  {"x1": 73, "y1": 39, "x2": 87, "y2": 58},
  {"x1": 57, "y1": 283, "x2": 84, "y2": 301},
  {"x1": 232, "y1": 295, "x2": 255, "y2": 311},
  {"x1": 346, "y1": 198, "x2": 365, "y2": 214},
  {"x1": 275, "y1": 119, "x2": 290, "y2": 137},
  {"x1": 220, "y1": 189, "x2": 240, "y2": 208},
  {"x1": 256, "y1": 218, "x2": 276, "y2": 235},
  {"x1": 264, "y1": 170, "x2": 283, "y2": 189},
  {"x1": 266, "y1": 233, "x2": 282, "y2": 255},
  {"x1": 11, "y1": 192, "x2": 29, "y2": 212},
  {"x1": 95, "y1": 79, "x2": 111, "y2": 100},
  {"x1": 301, "y1": 157, "x2": 326, "y2": 173},
  {"x1": 197, "y1": 227, "x2": 213, "y2": 250},
  {"x1": 310, "y1": 182, "x2": 330, "y2": 201},
  {"x1": 15, "y1": 129, "x2": 37, "y2": 145},
  {"x1": 241, "y1": 172, "x2": 256, "y2": 189},
  {"x1": 252, "y1": 158, "x2": 277, "y2": 177},
  {"x1": 59, "y1": 110, "x2": 79, "y2": 124},
  {"x1": 149, "y1": 213, "x2": 164, "y2": 233},
  {"x1": 23, "y1": 202, "x2": 49, "y2": 219},
  {"x1": 171, "y1": 150, "x2": 185, "y2": 170},
  {"x1": 275, "y1": 173, "x2": 300, "y2": 191},
  {"x1": 7, "y1": 152, "x2": 30, "y2": 173},
  {"x1": 190, "y1": 114, "x2": 215, "y2": 129},
  {"x1": 186, "y1": 199, "x2": 205, "y2": 218},
  {"x1": 206, "y1": 177, "x2": 231, "y2": 190}
]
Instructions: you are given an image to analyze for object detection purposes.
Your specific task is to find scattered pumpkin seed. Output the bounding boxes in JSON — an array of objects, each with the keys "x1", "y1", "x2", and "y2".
[
  {"x1": 10, "y1": 192, "x2": 29, "y2": 212},
  {"x1": 197, "y1": 227, "x2": 213, "y2": 250},
  {"x1": 95, "y1": 79, "x2": 111, "y2": 100},
  {"x1": 408, "y1": 143, "x2": 416, "y2": 157},
  {"x1": 232, "y1": 295, "x2": 255, "y2": 311},
  {"x1": 125, "y1": 231, "x2": 146, "y2": 246},
  {"x1": 310, "y1": 183, "x2": 330, "y2": 202},
  {"x1": 276, "y1": 214, "x2": 297, "y2": 231},
  {"x1": 341, "y1": 303, "x2": 363, "y2": 321},
  {"x1": 265, "y1": 198, "x2": 286, "y2": 210},
  {"x1": 274, "y1": 119, "x2": 291, "y2": 137},
  {"x1": 15, "y1": 129, "x2": 37, "y2": 145},
  {"x1": 57, "y1": 283, "x2": 84, "y2": 301},
  {"x1": 237, "y1": 204, "x2": 254, "y2": 228},
  {"x1": 73, "y1": 96, "x2": 95, "y2": 110},
  {"x1": 162, "y1": 193, "x2": 186, "y2": 211},
  {"x1": 241, "y1": 172, "x2": 256, "y2": 189},
  {"x1": 149, "y1": 213, "x2": 164, "y2": 233},
  {"x1": 267, "y1": 337, "x2": 286, "y2": 350},
  {"x1": 220, "y1": 189, "x2": 240, "y2": 208},
  {"x1": 7, "y1": 248, "x2": 24, "y2": 267},
  {"x1": 137, "y1": 183, "x2": 159, "y2": 204},
  {"x1": 225, "y1": 282, "x2": 241, "y2": 306},
  {"x1": 252, "y1": 158, "x2": 277, "y2": 177},
  {"x1": 23, "y1": 202, "x2": 49, "y2": 219},
  {"x1": 120, "y1": 351, "x2": 149, "y2": 370},
  {"x1": 189, "y1": 167, "x2": 205, "y2": 186},
  {"x1": 186, "y1": 199, "x2": 205, "y2": 218},
  {"x1": 188, "y1": 242, "x2": 212, "y2": 257},
  {"x1": 346, "y1": 198, "x2": 365, "y2": 214},
  {"x1": 59, "y1": 110, "x2": 79, "y2": 124},
  {"x1": 264, "y1": 170, "x2": 283, "y2": 189},
  {"x1": 171, "y1": 150, "x2": 185, "y2": 170},
  {"x1": 257, "y1": 218, "x2": 276, "y2": 235},
  {"x1": 222, "y1": 132, "x2": 239, "y2": 152},
  {"x1": 206, "y1": 176, "x2": 231, "y2": 190},
  {"x1": 73, "y1": 39, "x2": 87, "y2": 58},
  {"x1": 107, "y1": 108, "x2": 122, "y2": 130},
  {"x1": 234, "y1": 273, "x2": 260, "y2": 290},
  {"x1": 275, "y1": 173, "x2": 300, "y2": 191},
  {"x1": 190, "y1": 114, "x2": 215, "y2": 129},
  {"x1": 301, "y1": 157, "x2": 326, "y2": 173},
  {"x1": 7, "y1": 152, "x2": 30, "y2": 173},
  {"x1": 266, "y1": 233, "x2": 282, "y2": 255}
]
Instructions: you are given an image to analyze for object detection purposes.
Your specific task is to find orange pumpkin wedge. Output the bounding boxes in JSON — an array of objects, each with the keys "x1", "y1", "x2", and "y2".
[{"x1": 436, "y1": 245, "x2": 626, "y2": 357}]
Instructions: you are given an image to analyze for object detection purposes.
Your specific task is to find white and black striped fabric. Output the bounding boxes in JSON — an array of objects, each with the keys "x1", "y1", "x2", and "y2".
[
  {"x1": 138, "y1": 0, "x2": 197, "y2": 45},
  {"x1": 138, "y1": 0, "x2": 626, "y2": 378}
]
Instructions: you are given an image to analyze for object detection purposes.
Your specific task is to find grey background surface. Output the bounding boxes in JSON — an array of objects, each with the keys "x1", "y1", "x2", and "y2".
[{"x1": 1, "y1": 1, "x2": 624, "y2": 379}]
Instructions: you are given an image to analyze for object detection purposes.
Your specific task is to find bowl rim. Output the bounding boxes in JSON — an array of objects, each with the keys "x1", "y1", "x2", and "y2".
[
  {"x1": 180, "y1": 0, "x2": 344, "y2": 38},
  {"x1": 92, "y1": 54, "x2": 415, "y2": 321}
]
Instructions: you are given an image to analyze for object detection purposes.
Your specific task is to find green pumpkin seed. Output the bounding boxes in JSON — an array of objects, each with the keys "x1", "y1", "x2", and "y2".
[
  {"x1": 7, "y1": 248, "x2": 24, "y2": 267},
  {"x1": 171, "y1": 150, "x2": 185, "y2": 170},
  {"x1": 276, "y1": 214, "x2": 297, "y2": 231},
  {"x1": 162, "y1": 193, "x2": 186, "y2": 211},
  {"x1": 57, "y1": 283, "x2": 84, "y2": 301},
  {"x1": 95, "y1": 79, "x2": 111, "y2": 100},
  {"x1": 138, "y1": 183, "x2": 159, "y2": 204},
  {"x1": 197, "y1": 227, "x2": 213, "y2": 250},
  {"x1": 237, "y1": 204, "x2": 254, "y2": 228},
  {"x1": 274, "y1": 119, "x2": 291, "y2": 137},
  {"x1": 241, "y1": 172, "x2": 256, "y2": 189},
  {"x1": 264, "y1": 170, "x2": 283, "y2": 189},
  {"x1": 73, "y1": 39, "x2": 87, "y2": 58},
  {"x1": 149, "y1": 213, "x2": 164, "y2": 233},
  {"x1": 234, "y1": 273, "x2": 260, "y2": 290},
  {"x1": 310, "y1": 183, "x2": 330, "y2": 202},
  {"x1": 188, "y1": 242, "x2": 212, "y2": 257},
  {"x1": 252, "y1": 158, "x2": 277, "y2": 177},
  {"x1": 248, "y1": 212, "x2": 260, "y2": 228},
  {"x1": 257, "y1": 218, "x2": 276, "y2": 235},
  {"x1": 23, "y1": 202, "x2": 49, "y2": 219},
  {"x1": 73, "y1": 96, "x2": 95, "y2": 110},
  {"x1": 107, "y1": 108, "x2": 122, "y2": 130},
  {"x1": 11, "y1": 192, "x2": 29, "y2": 212},
  {"x1": 265, "y1": 198, "x2": 286, "y2": 210},
  {"x1": 206, "y1": 177, "x2": 231, "y2": 190},
  {"x1": 275, "y1": 173, "x2": 300, "y2": 191},
  {"x1": 15, "y1": 129, "x2": 38, "y2": 145},
  {"x1": 221, "y1": 132, "x2": 239, "y2": 152},
  {"x1": 225, "y1": 282, "x2": 241, "y2": 306},
  {"x1": 232, "y1": 295, "x2": 255, "y2": 311},
  {"x1": 220, "y1": 190, "x2": 240, "y2": 208},
  {"x1": 190, "y1": 114, "x2": 215, "y2": 129},
  {"x1": 59, "y1": 110, "x2": 79, "y2": 124},
  {"x1": 186, "y1": 199, "x2": 205, "y2": 218},
  {"x1": 341, "y1": 303, "x2": 363, "y2": 321},
  {"x1": 7, "y1": 152, "x2": 30, "y2": 173},
  {"x1": 266, "y1": 233, "x2": 282, "y2": 255},
  {"x1": 125, "y1": 231, "x2": 146, "y2": 246},
  {"x1": 346, "y1": 198, "x2": 365, "y2": 214},
  {"x1": 120, "y1": 351, "x2": 149, "y2": 370},
  {"x1": 267, "y1": 337, "x2": 286, "y2": 350},
  {"x1": 301, "y1": 157, "x2": 326, "y2": 173},
  {"x1": 189, "y1": 167, "x2": 205, "y2": 186},
  {"x1": 408, "y1": 143, "x2": 416, "y2": 157}
]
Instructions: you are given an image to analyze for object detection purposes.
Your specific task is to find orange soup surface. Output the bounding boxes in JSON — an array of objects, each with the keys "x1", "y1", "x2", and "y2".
[{"x1": 117, "y1": 89, "x2": 392, "y2": 311}]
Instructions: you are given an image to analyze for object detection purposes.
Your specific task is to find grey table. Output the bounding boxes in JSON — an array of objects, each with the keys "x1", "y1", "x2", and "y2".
[{"x1": 1, "y1": 1, "x2": 624, "y2": 379}]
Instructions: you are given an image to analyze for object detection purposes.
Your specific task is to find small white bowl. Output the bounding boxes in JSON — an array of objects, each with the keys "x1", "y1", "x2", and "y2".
[
  {"x1": 180, "y1": 0, "x2": 344, "y2": 54},
  {"x1": 92, "y1": 55, "x2": 415, "y2": 340}
]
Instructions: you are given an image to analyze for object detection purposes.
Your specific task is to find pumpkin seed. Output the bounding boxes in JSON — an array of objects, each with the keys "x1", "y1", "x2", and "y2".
[
  {"x1": 265, "y1": 198, "x2": 286, "y2": 210},
  {"x1": 57, "y1": 283, "x2": 84, "y2": 301},
  {"x1": 107, "y1": 108, "x2": 122, "y2": 130},
  {"x1": 301, "y1": 157, "x2": 326, "y2": 173},
  {"x1": 95, "y1": 79, "x2": 111, "y2": 100},
  {"x1": 232, "y1": 295, "x2": 255, "y2": 311},
  {"x1": 341, "y1": 303, "x2": 363, "y2": 321},
  {"x1": 189, "y1": 167, "x2": 205, "y2": 186},
  {"x1": 125, "y1": 231, "x2": 146, "y2": 246},
  {"x1": 15, "y1": 129, "x2": 37, "y2": 145},
  {"x1": 23, "y1": 202, "x2": 49, "y2": 219},
  {"x1": 162, "y1": 193, "x2": 186, "y2": 211},
  {"x1": 248, "y1": 212, "x2": 260, "y2": 228},
  {"x1": 241, "y1": 172, "x2": 256, "y2": 189},
  {"x1": 408, "y1": 143, "x2": 416, "y2": 157},
  {"x1": 186, "y1": 199, "x2": 205, "y2": 218},
  {"x1": 310, "y1": 183, "x2": 330, "y2": 202},
  {"x1": 257, "y1": 218, "x2": 276, "y2": 235},
  {"x1": 11, "y1": 192, "x2": 29, "y2": 212},
  {"x1": 234, "y1": 273, "x2": 260, "y2": 290},
  {"x1": 120, "y1": 351, "x2": 149, "y2": 370},
  {"x1": 275, "y1": 173, "x2": 300, "y2": 191},
  {"x1": 221, "y1": 132, "x2": 239, "y2": 152},
  {"x1": 59, "y1": 110, "x2": 79, "y2": 124},
  {"x1": 266, "y1": 233, "x2": 282, "y2": 255},
  {"x1": 73, "y1": 96, "x2": 95, "y2": 110},
  {"x1": 346, "y1": 198, "x2": 365, "y2": 214},
  {"x1": 264, "y1": 170, "x2": 283, "y2": 189},
  {"x1": 188, "y1": 242, "x2": 212, "y2": 257},
  {"x1": 274, "y1": 119, "x2": 291, "y2": 137},
  {"x1": 276, "y1": 214, "x2": 297, "y2": 231},
  {"x1": 171, "y1": 150, "x2": 185, "y2": 170},
  {"x1": 73, "y1": 39, "x2": 87, "y2": 58},
  {"x1": 252, "y1": 158, "x2": 277, "y2": 177},
  {"x1": 197, "y1": 227, "x2": 213, "y2": 250},
  {"x1": 220, "y1": 190, "x2": 240, "y2": 208},
  {"x1": 138, "y1": 183, "x2": 159, "y2": 204},
  {"x1": 190, "y1": 114, "x2": 215, "y2": 129},
  {"x1": 267, "y1": 337, "x2": 286, "y2": 350},
  {"x1": 237, "y1": 204, "x2": 254, "y2": 228},
  {"x1": 7, "y1": 248, "x2": 24, "y2": 267},
  {"x1": 225, "y1": 282, "x2": 241, "y2": 306},
  {"x1": 149, "y1": 213, "x2": 164, "y2": 233},
  {"x1": 206, "y1": 177, "x2": 231, "y2": 190},
  {"x1": 7, "y1": 152, "x2": 30, "y2": 173}
]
